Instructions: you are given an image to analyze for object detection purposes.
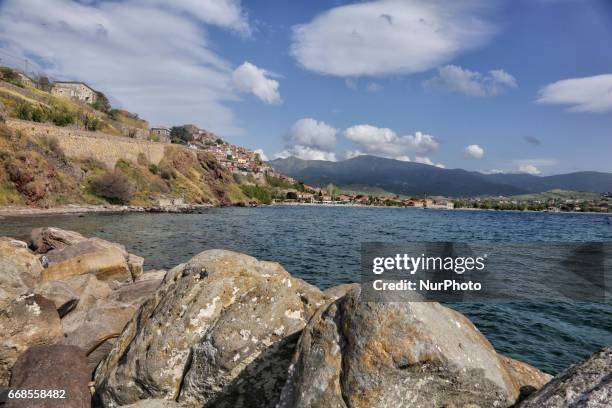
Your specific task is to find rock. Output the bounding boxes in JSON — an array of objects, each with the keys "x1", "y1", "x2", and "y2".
[
  {"x1": 29, "y1": 227, "x2": 86, "y2": 253},
  {"x1": 45, "y1": 237, "x2": 128, "y2": 264},
  {"x1": 0, "y1": 237, "x2": 43, "y2": 309},
  {"x1": 6, "y1": 345, "x2": 90, "y2": 408},
  {"x1": 119, "y1": 400, "x2": 183, "y2": 408},
  {"x1": 42, "y1": 241, "x2": 132, "y2": 284},
  {"x1": 61, "y1": 279, "x2": 163, "y2": 374},
  {"x1": 499, "y1": 355, "x2": 552, "y2": 401},
  {"x1": 127, "y1": 254, "x2": 145, "y2": 280},
  {"x1": 517, "y1": 347, "x2": 611, "y2": 408},
  {"x1": 277, "y1": 286, "x2": 543, "y2": 408},
  {"x1": 0, "y1": 294, "x2": 63, "y2": 386},
  {"x1": 94, "y1": 250, "x2": 326, "y2": 408},
  {"x1": 34, "y1": 280, "x2": 80, "y2": 317},
  {"x1": 323, "y1": 282, "x2": 360, "y2": 300},
  {"x1": 136, "y1": 270, "x2": 167, "y2": 282}
]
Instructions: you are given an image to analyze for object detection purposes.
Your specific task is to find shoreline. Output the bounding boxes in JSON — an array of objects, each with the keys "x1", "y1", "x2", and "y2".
[{"x1": 1, "y1": 202, "x2": 610, "y2": 218}]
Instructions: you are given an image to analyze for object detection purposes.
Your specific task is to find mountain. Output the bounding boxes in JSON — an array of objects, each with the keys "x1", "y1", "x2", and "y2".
[{"x1": 269, "y1": 156, "x2": 612, "y2": 197}]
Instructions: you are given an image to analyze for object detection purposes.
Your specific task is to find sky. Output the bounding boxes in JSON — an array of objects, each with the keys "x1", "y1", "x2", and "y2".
[{"x1": 0, "y1": 0, "x2": 611, "y2": 175}]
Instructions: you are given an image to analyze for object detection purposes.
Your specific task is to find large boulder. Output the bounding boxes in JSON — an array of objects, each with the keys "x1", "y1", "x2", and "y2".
[
  {"x1": 517, "y1": 347, "x2": 611, "y2": 408},
  {"x1": 61, "y1": 279, "x2": 163, "y2": 374},
  {"x1": 94, "y1": 250, "x2": 327, "y2": 408},
  {"x1": 0, "y1": 237, "x2": 42, "y2": 309},
  {"x1": 42, "y1": 238, "x2": 132, "y2": 283},
  {"x1": 277, "y1": 286, "x2": 549, "y2": 408},
  {"x1": 0, "y1": 294, "x2": 63, "y2": 386},
  {"x1": 29, "y1": 227, "x2": 86, "y2": 254},
  {"x1": 6, "y1": 345, "x2": 91, "y2": 408}
]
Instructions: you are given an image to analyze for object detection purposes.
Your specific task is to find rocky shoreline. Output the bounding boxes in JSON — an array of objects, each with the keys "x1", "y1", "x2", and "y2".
[
  {"x1": 0, "y1": 204, "x2": 217, "y2": 218},
  {"x1": 0, "y1": 227, "x2": 609, "y2": 407}
]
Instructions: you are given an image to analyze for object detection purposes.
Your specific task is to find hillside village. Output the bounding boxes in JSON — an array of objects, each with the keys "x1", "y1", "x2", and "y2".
[{"x1": 1, "y1": 65, "x2": 610, "y2": 212}]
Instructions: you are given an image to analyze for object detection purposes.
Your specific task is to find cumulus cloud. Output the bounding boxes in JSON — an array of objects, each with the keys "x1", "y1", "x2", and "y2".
[
  {"x1": 464, "y1": 144, "x2": 484, "y2": 159},
  {"x1": 290, "y1": 0, "x2": 497, "y2": 77},
  {"x1": 0, "y1": 0, "x2": 252, "y2": 136},
  {"x1": 232, "y1": 62, "x2": 281, "y2": 104},
  {"x1": 519, "y1": 164, "x2": 541, "y2": 175},
  {"x1": 254, "y1": 148, "x2": 268, "y2": 161},
  {"x1": 344, "y1": 124, "x2": 439, "y2": 161},
  {"x1": 536, "y1": 74, "x2": 612, "y2": 113},
  {"x1": 425, "y1": 65, "x2": 517, "y2": 97},
  {"x1": 288, "y1": 118, "x2": 337, "y2": 151},
  {"x1": 274, "y1": 146, "x2": 337, "y2": 161},
  {"x1": 275, "y1": 118, "x2": 338, "y2": 161}
]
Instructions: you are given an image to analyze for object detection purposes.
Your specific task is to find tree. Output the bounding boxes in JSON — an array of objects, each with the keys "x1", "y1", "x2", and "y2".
[
  {"x1": 34, "y1": 75, "x2": 52, "y2": 92},
  {"x1": 92, "y1": 91, "x2": 111, "y2": 113},
  {"x1": 326, "y1": 183, "x2": 338, "y2": 198},
  {"x1": 170, "y1": 126, "x2": 193, "y2": 144}
]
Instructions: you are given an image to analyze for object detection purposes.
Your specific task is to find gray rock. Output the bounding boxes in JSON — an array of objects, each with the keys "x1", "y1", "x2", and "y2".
[
  {"x1": 517, "y1": 347, "x2": 611, "y2": 408},
  {"x1": 0, "y1": 237, "x2": 42, "y2": 309},
  {"x1": 61, "y1": 278, "x2": 162, "y2": 374},
  {"x1": 6, "y1": 345, "x2": 90, "y2": 408},
  {"x1": 136, "y1": 269, "x2": 167, "y2": 282},
  {"x1": 277, "y1": 286, "x2": 547, "y2": 408},
  {"x1": 34, "y1": 280, "x2": 80, "y2": 317},
  {"x1": 29, "y1": 227, "x2": 86, "y2": 254},
  {"x1": 0, "y1": 294, "x2": 63, "y2": 386},
  {"x1": 127, "y1": 254, "x2": 145, "y2": 280},
  {"x1": 94, "y1": 250, "x2": 327, "y2": 408},
  {"x1": 119, "y1": 400, "x2": 183, "y2": 407}
]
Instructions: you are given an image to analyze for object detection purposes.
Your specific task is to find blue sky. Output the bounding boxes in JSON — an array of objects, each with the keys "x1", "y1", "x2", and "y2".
[{"x1": 0, "y1": 0, "x2": 611, "y2": 175}]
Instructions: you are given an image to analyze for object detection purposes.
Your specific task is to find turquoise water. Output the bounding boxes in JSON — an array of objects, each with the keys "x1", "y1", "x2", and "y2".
[{"x1": 1, "y1": 206, "x2": 611, "y2": 374}]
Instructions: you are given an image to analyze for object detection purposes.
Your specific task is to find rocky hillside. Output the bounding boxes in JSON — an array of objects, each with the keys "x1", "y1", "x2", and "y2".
[
  {"x1": 1, "y1": 227, "x2": 609, "y2": 407},
  {"x1": 0, "y1": 121, "x2": 250, "y2": 207}
]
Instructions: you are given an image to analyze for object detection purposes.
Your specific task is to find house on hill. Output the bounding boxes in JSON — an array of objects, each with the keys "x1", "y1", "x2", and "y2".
[
  {"x1": 150, "y1": 126, "x2": 171, "y2": 143},
  {"x1": 51, "y1": 81, "x2": 97, "y2": 103}
]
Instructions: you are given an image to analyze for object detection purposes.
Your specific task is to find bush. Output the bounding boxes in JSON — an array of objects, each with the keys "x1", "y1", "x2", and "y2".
[
  {"x1": 84, "y1": 115, "x2": 103, "y2": 131},
  {"x1": 148, "y1": 164, "x2": 159, "y2": 174},
  {"x1": 90, "y1": 171, "x2": 135, "y2": 204},
  {"x1": 240, "y1": 184, "x2": 272, "y2": 204}
]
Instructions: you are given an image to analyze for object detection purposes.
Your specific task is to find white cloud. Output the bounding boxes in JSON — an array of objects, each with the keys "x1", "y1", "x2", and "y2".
[
  {"x1": 276, "y1": 118, "x2": 338, "y2": 161},
  {"x1": 344, "y1": 124, "x2": 439, "y2": 161},
  {"x1": 536, "y1": 74, "x2": 612, "y2": 113},
  {"x1": 513, "y1": 158, "x2": 558, "y2": 167},
  {"x1": 0, "y1": 0, "x2": 252, "y2": 136},
  {"x1": 232, "y1": 62, "x2": 281, "y2": 104},
  {"x1": 345, "y1": 150, "x2": 365, "y2": 159},
  {"x1": 288, "y1": 118, "x2": 337, "y2": 151},
  {"x1": 464, "y1": 144, "x2": 484, "y2": 159},
  {"x1": 415, "y1": 156, "x2": 445, "y2": 168},
  {"x1": 519, "y1": 164, "x2": 541, "y2": 175},
  {"x1": 274, "y1": 146, "x2": 337, "y2": 161},
  {"x1": 425, "y1": 65, "x2": 517, "y2": 97},
  {"x1": 254, "y1": 148, "x2": 268, "y2": 161},
  {"x1": 290, "y1": 0, "x2": 497, "y2": 77}
]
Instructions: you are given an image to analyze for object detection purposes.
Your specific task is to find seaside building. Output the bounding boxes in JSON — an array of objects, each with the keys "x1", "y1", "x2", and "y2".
[
  {"x1": 51, "y1": 81, "x2": 97, "y2": 103},
  {"x1": 150, "y1": 126, "x2": 171, "y2": 143}
]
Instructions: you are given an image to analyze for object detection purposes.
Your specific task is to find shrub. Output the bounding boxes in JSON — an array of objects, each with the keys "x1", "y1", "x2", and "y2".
[
  {"x1": 148, "y1": 164, "x2": 159, "y2": 174},
  {"x1": 160, "y1": 168, "x2": 175, "y2": 180},
  {"x1": 84, "y1": 115, "x2": 103, "y2": 131},
  {"x1": 90, "y1": 171, "x2": 135, "y2": 204},
  {"x1": 240, "y1": 184, "x2": 272, "y2": 204}
]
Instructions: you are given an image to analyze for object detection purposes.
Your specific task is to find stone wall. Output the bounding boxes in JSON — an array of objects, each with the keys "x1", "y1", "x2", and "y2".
[{"x1": 6, "y1": 119, "x2": 168, "y2": 169}]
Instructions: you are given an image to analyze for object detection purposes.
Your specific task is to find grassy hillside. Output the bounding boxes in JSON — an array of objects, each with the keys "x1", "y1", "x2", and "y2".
[
  {"x1": 0, "y1": 123, "x2": 251, "y2": 207},
  {"x1": 0, "y1": 76, "x2": 147, "y2": 137}
]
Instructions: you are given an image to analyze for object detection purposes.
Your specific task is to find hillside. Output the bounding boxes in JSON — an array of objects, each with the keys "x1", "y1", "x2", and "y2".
[
  {"x1": 0, "y1": 122, "x2": 251, "y2": 207},
  {"x1": 269, "y1": 156, "x2": 612, "y2": 197}
]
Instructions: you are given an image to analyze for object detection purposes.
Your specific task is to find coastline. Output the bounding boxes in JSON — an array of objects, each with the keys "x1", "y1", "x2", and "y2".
[{"x1": 1, "y1": 201, "x2": 610, "y2": 217}]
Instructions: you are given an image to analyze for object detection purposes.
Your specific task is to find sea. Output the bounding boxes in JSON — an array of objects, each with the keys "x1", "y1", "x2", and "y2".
[{"x1": 1, "y1": 205, "x2": 611, "y2": 374}]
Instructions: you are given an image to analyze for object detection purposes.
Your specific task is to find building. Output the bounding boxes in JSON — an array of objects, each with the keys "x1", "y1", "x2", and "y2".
[
  {"x1": 150, "y1": 126, "x2": 171, "y2": 143},
  {"x1": 51, "y1": 81, "x2": 97, "y2": 103},
  {"x1": 15, "y1": 72, "x2": 34, "y2": 87}
]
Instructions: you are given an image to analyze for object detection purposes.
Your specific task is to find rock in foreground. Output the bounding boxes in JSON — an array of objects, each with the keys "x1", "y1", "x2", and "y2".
[
  {"x1": 6, "y1": 345, "x2": 90, "y2": 408},
  {"x1": 277, "y1": 286, "x2": 550, "y2": 408},
  {"x1": 517, "y1": 347, "x2": 611, "y2": 408},
  {"x1": 94, "y1": 250, "x2": 327, "y2": 408}
]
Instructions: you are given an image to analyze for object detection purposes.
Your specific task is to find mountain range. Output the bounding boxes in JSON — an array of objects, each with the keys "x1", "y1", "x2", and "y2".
[{"x1": 269, "y1": 156, "x2": 612, "y2": 197}]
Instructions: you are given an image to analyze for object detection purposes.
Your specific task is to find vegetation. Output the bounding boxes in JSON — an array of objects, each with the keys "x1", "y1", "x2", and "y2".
[
  {"x1": 90, "y1": 170, "x2": 135, "y2": 204},
  {"x1": 0, "y1": 67, "x2": 24, "y2": 88},
  {"x1": 170, "y1": 126, "x2": 193, "y2": 144},
  {"x1": 92, "y1": 91, "x2": 111, "y2": 113},
  {"x1": 240, "y1": 184, "x2": 272, "y2": 204}
]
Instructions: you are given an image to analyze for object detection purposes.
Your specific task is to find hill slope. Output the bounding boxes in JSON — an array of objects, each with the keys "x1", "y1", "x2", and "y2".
[{"x1": 269, "y1": 156, "x2": 612, "y2": 197}]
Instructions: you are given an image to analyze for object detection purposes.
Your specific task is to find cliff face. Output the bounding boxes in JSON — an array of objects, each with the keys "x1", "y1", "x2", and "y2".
[{"x1": 0, "y1": 122, "x2": 248, "y2": 207}]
